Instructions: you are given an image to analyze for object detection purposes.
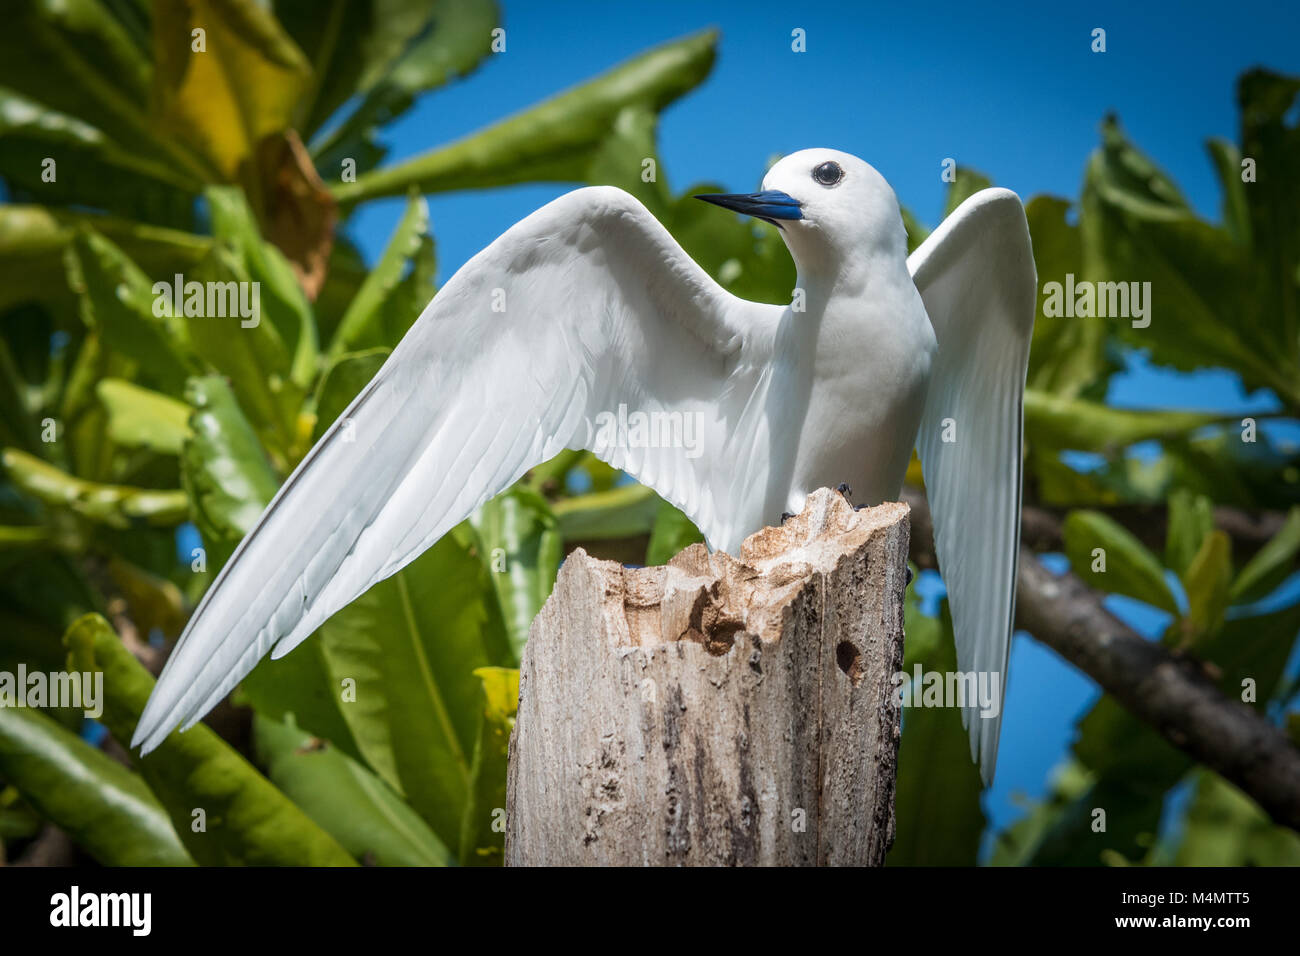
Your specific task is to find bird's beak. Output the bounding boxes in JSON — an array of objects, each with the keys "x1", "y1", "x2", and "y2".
[{"x1": 694, "y1": 190, "x2": 803, "y2": 227}]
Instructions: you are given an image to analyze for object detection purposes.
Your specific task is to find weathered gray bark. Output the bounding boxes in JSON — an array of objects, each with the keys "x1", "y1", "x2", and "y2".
[{"x1": 506, "y1": 489, "x2": 909, "y2": 866}]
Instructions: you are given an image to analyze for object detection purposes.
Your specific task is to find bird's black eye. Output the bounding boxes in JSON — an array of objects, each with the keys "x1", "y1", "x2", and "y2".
[{"x1": 812, "y1": 161, "x2": 844, "y2": 186}]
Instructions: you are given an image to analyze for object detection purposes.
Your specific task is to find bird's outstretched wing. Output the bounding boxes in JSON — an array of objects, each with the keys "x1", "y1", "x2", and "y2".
[
  {"x1": 907, "y1": 188, "x2": 1036, "y2": 783},
  {"x1": 133, "y1": 186, "x2": 777, "y2": 754}
]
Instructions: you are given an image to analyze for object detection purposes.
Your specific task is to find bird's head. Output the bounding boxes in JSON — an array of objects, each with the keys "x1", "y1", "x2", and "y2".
[{"x1": 695, "y1": 149, "x2": 907, "y2": 278}]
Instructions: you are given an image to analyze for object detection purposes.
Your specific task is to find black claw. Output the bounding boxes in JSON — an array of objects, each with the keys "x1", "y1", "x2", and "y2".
[
  {"x1": 780, "y1": 511, "x2": 795, "y2": 524},
  {"x1": 836, "y1": 482, "x2": 853, "y2": 504}
]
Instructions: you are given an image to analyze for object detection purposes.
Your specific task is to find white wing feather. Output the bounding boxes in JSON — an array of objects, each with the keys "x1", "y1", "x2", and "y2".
[
  {"x1": 908, "y1": 188, "x2": 1036, "y2": 783},
  {"x1": 133, "y1": 186, "x2": 779, "y2": 754}
]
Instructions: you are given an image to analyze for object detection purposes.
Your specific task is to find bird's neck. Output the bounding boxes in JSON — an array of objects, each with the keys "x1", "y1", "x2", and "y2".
[
  {"x1": 794, "y1": 247, "x2": 909, "y2": 314},
  {"x1": 789, "y1": 221, "x2": 910, "y2": 306}
]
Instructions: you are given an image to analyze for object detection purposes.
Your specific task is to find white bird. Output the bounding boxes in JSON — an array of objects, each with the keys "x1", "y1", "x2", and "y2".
[{"x1": 133, "y1": 149, "x2": 1036, "y2": 783}]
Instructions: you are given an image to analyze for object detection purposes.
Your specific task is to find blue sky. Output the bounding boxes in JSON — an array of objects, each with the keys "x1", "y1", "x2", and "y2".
[{"x1": 344, "y1": 1, "x2": 1299, "y2": 846}]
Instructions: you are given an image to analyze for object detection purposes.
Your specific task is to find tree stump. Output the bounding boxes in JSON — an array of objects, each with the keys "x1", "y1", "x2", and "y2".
[{"x1": 505, "y1": 488, "x2": 909, "y2": 866}]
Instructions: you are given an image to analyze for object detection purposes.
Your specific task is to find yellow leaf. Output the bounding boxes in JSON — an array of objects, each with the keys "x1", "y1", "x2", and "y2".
[{"x1": 151, "y1": 0, "x2": 311, "y2": 181}]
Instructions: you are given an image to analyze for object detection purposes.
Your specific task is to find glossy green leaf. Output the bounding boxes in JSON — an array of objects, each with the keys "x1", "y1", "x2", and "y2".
[
  {"x1": 179, "y1": 375, "x2": 279, "y2": 570},
  {"x1": 63, "y1": 227, "x2": 198, "y2": 397},
  {"x1": 0, "y1": 87, "x2": 198, "y2": 222},
  {"x1": 150, "y1": 0, "x2": 311, "y2": 182},
  {"x1": 96, "y1": 378, "x2": 192, "y2": 455},
  {"x1": 329, "y1": 192, "x2": 429, "y2": 357},
  {"x1": 1, "y1": 447, "x2": 188, "y2": 528},
  {"x1": 206, "y1": 186, "x2": 319, "y2": 388},
  {"x1": 253, "y1": 713, "x2": 454, "y2": 866},
  {"x1": 299, "y1": 0, "x2": 498, "y2": 158},
  {"x1": 0, "y1": 205, "x2": 211, "y2": 313},
  {"x1": 64, "y1": 613, "x2": 356, "y2": 866},
  {"x1": 0, "y1": 0, "x2": 208, "y2": 184},
  {"x1": 311, "y1": 528, "x2": 512, "y2": 850},
  {"x1": 332, "y1": 30, "x2": 717, "y2": 204},
  {"x1": 0, "y1": 705, "x2": 194, "y2": 866},
  {"x1": 457, "y1": 666, "x2": 517, "y2": 866},
  {"x1": 469, "y1": 487, "x2": 561, "y2": 660}
]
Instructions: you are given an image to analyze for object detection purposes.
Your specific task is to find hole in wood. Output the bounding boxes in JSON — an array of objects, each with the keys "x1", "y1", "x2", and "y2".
[{"x1": 836, "y1": 640, "x2": 864, "y2": 685}]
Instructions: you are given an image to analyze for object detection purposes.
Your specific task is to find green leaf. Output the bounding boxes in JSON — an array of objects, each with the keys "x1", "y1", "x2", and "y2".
[
  {"x1": 1174, "y1": 770, "x2": 1300, "y2": 865},
  {"x1": 310, "y1": 528, "x2": 512, "y2": 851},
  {"x1": 645, "y1": 500, "x2": 704, "y2": 566},
  {"x1": 0, "y1": 0, "x2": 208, "y2": 183},
  {"x1": 63, "y1": 227, "x2": 198, "y2": 396},
  {"x1": 0, "y1": 205, "x2": 211, "y2": 313},
  {"x1": 1199, "y1": 602, "x2": 1300, "y2": 706},
  {"x1": 252, "y1": 712, "x2": 454, "y2": 866},
  {"x1": 1231, "y1": 506, "x2": 1300, "y2": 602},
  {"x1": 310, "y1": 348, "x2": 389, "y2": 442},
  {"x1": 0, "y1": 86, "x2": 199, "y2": 222},
  {"x1": 0, "y1": 705, "x2": 194, "y2": 866},
  {"x1": 150, "y1": 0, "x2": 311, "y2": 181},
  {"x1": 1085, "y1": 112, "x2": 1300, "y2": 410},
  {"x1": 1, "y1": 447, "x2": 188, "y2": 528},
  {"x1": 469, "y1": 487, "x2": 562, "y2": 660},
  {"x1": 943, "y1": 166, "x2": 992, "y2": 218},
  {"x1": 1180, "y1": 530, "x2": 1232, "y2": 643},
  {"x1": 889, "y1": 598, "x2": 986, "y2": 864},
  {"x1": 1025, "y1": 390, "x2": 1222, "y2": 452},
  {"x1": 206, "y1": 186, "x2": 319, "y2": 388},
  {"x1": 329, "y1": 192, "x2": 429, "y2": 358},
  {"x1": 299, "y1": 0, "x2": 498, "y2": 157},
  {"x1": 553, "y1": 483, "x2": 660, "y2": 541},
  {"x1": 1165, "y1": 488, "x2": 1214, "y2": 578},
  {"x1": 64, "y1": 613, "x2": 356, "y2": 866},
  {"x1": 584, "y1": 106, "x2": 671, "y2": 216},
  {"x1": 1206, "y1": 138, "x2": 1252, "y2": 247},
  {"x1": 179, "y1": 375, "x2": 279, "y2": 569},
  {"x1": 1062, "y1": 510, "x2": 1178, "y2": 614},
  {"x1": 332, "y1": 29, "x2": 717, "y2": 204},
  {"x1": 458, "y1": 666, "x2": 518, "y2": 866},
  {"x1": 181, "y1": 246, "x2": 304, "y2": 463},
  {"x1": 96, "y1": 378, "x2": 192, "y2": 455},
  {"x1": 1024, "y1": 196, "x2": 1110, "y2": 398},
  {"x1": 240, "y1": 635, "x2": 365, "y2": 767}
]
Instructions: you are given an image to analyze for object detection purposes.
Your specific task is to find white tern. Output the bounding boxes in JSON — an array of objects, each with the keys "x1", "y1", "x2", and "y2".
[{"x1": 133, "y1": 149, "x2": 1036, "y2": 783}]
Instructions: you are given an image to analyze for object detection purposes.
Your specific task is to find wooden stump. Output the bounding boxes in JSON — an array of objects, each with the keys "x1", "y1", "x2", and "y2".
[{"x1": 505, "y1": 488, "x2": 909, "y2": 866}]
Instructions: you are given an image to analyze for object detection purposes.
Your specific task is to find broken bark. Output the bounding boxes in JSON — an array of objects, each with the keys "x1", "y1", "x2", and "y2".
[{"x1": 506, "y1": 488, "x2": 909, "y2": 866}]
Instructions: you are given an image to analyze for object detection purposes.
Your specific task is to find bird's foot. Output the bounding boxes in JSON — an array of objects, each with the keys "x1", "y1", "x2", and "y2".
[
  {"x1": 836, "y1": 482, "x2": 853, "y2": 504},
  {"x1": 905, "y1": 566, "x2": 914, "y2": 586},
  {"x1": 780, "y1": 511, "x2": 796, "y2": 524}
]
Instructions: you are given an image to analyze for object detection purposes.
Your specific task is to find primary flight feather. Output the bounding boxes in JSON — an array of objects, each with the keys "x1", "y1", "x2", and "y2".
[{"x1": 133, "y1": 149, "x2": 1036, "y2": 783}]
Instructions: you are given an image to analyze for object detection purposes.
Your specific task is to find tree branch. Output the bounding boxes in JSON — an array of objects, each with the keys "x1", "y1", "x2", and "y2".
[
  {"x1": 1017, "y1": 500, "x2": 1287, "y2": 565},
  {"x1": 901, "y1": 486, "x2": 1300, "y2": 831}
]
